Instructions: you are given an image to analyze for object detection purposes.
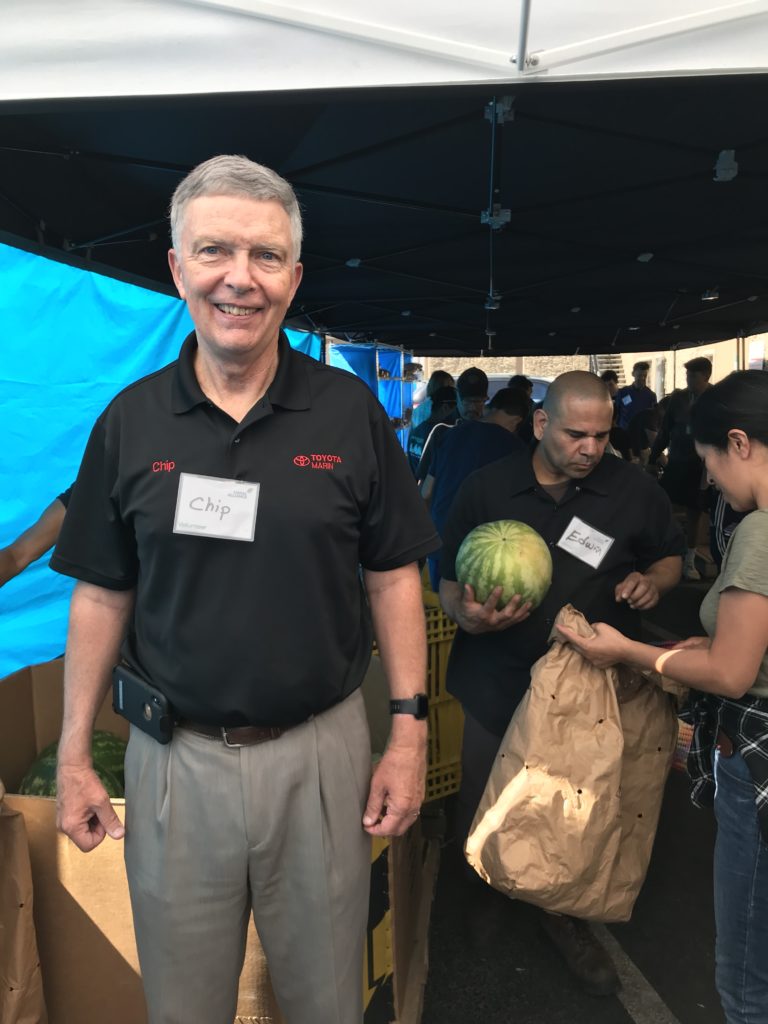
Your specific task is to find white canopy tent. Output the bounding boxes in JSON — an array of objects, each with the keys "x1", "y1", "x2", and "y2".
[
  {"x1": 3, "y1": 0, "x2": 768, "y2": 101},
  {"x1": 3, "y1": 1, "x2": 768, "y2": 358}
]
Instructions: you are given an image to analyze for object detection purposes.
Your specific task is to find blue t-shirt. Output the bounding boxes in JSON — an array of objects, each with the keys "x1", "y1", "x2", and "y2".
[
  {"x1": 615, "y1": 384, "x2": 657, "y2": 429},
  {"x1": 430, "y1": 420, "x2": 524, "y2": 535}
]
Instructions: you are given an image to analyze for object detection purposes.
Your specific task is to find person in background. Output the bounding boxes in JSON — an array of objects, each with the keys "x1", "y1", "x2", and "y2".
[
  {"x1": 607, "y1": 403, "x2": 632, "y2": 460},
  {"x1": 627, "y1": 406, "x2": 661, "y2": 466},
  {"x1": 416, "y1": 367, "x2": 488, "y2": 484},
  {"x1": 558, "y1": 369, "x2": 768, "y2": 1024},
  {"x1": 0, "y1": 486, "x2": 71, "y2": 586},
  {"x1": 51, "y1": 155, "x2": 439, "y2": 1024},
  {"x1": 508, "y1": 374, "x2": 536, "y2": 444},
  {"x1": 439, "y1": 371, "x2": 683, "y2": 997},
  {"x1": 508, "y1": 374, "x2": 533, "y2": 398},
  {"x1": 599, "y1": 369, "x2": 620, "y2": 399},
  {"x1": 421, "y1": 387, "x2": 529, "y2": 590},
  {"x1": 407, "y1": 385, "x2": 457, "y2": 475},
  {"x1": 615, "y1": 361, "x2": 657, "y2": 430},
  {"x1": 650, "y1": 356, "x2": 713, "y2": 580},
  {"x1": 410, "y1": 368, "x2": 455, "y2": 430}
]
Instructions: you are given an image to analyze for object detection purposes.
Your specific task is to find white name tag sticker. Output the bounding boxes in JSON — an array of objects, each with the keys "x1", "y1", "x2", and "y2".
[
  {"x1": 173, "y1": 473, "x2": 259, "y2": 542},
  {"x1": 556, "y1": 516, "x2": 615, "y2": 569}
]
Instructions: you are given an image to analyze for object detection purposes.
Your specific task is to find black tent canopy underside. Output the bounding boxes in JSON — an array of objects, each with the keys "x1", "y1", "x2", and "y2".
[{"x1": 1, "y1": 73, "x2": 767, "y2": 356}]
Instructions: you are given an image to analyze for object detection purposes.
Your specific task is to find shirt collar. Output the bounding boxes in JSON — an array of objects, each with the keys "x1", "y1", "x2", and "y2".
[
  {"x1": 171, "y1": 330, "x2": 311, "y2": 415},
  {"x1": 506, "y1": 448, "x2": 612, "y2": 497}
]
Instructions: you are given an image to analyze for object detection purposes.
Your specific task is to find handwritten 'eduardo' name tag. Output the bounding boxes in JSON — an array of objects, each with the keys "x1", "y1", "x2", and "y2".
[
  {"x1": 556, "y1": 515, "x2": 614, "y2": 569},
  {"x1": 173, "y1": 473, "x2": 260, "y2": 542}
]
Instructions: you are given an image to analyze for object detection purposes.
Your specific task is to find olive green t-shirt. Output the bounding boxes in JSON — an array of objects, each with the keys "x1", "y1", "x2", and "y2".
[{"x1": 699, "y1": 508, "x2": 768, "y2": 698}]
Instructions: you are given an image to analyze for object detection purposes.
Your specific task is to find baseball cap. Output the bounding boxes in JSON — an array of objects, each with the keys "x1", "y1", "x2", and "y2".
[{"x1": 456, "y1": 367, "x2": 489, "y2": 398}]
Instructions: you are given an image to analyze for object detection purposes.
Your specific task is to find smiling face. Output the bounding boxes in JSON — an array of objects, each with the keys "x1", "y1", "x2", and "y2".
[
  {"x1": 168, "y1": 194, "x2": 303, "y2": 366},
  {"x1": 533, "y1": 394, "x2": 613, "y2": 483}
]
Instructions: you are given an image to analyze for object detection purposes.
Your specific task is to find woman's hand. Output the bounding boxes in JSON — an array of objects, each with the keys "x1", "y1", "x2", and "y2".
[{"x1": 556, "y1": 621, "x2": 632, "y2": 668}]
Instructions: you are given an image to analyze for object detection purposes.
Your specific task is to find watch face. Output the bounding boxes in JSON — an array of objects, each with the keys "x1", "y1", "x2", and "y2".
[{"x1": 415, "y1": 694, "x2": 429, "y2": 720}]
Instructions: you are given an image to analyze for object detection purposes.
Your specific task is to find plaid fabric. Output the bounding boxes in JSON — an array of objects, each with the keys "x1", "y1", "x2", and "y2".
[{"x1": 682, "y1": 691, "x2": 768, "y2": 844}]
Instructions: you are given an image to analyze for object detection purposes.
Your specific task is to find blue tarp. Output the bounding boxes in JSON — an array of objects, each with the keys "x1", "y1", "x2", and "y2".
[
  {"x1": 0, "y1": 242, "x2": 321, "y2": 678},
  {"x1": 327, "y1": 341, "x2": 412, "y2": 447}
]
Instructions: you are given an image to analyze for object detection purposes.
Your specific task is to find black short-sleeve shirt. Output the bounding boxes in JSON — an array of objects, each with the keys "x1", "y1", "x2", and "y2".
[
  {"x1": 51, "y1": 332, "x2": 439, "y2": 726},
  {"x1": 441, "y1": 449, "x2": 685, "y2": 735}
]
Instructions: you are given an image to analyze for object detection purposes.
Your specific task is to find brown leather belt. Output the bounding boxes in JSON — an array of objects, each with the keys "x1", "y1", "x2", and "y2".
[
  {"x1": 716, "y1": 727, "x2": 735, "y2": 758},
  {"x1": 177, "y1": 720, "x2": 296, "y2": 748}
]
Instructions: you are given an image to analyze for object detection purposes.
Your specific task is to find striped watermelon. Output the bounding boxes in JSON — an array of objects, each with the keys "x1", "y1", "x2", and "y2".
[
  {"x1": 90, "y1": 730, "x2": 128, "y2": 791},
  {"x1": 18, "y1": 729, "x2": 127, "y2": 798},
  {"x1": 456, "y1": 520, "x2": 552, "y2": 610}
]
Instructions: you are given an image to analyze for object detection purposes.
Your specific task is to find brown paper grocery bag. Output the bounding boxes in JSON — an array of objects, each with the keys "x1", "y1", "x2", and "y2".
[
  {"x1": 608, "y1": 676, "x2": 678, "y2": 918},
  {"x1": 0, "y1": 780, "x2": 49, "y2": 1024},
  {"x1": 465, "y1": 605, "x2": 677, "y2": 922}
]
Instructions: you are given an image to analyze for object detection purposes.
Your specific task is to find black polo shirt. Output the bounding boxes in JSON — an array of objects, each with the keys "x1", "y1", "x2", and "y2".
[
  {"x1": 51, "y1": 332, "x2": 439, "y2": 726},
  {"x1": 441, "y1": 450, "x2": 685, "y2": 736}
]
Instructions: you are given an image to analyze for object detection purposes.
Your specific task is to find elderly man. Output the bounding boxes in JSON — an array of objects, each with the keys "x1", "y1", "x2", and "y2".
[
  {"x1": 439, "y1": 371, "x2": 684, "y2": 996},
  {"x1": 51, "y1": 155, "x2": 438, "y2": 1024}
]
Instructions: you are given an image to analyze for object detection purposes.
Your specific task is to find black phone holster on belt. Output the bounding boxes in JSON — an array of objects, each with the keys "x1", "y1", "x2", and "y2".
[{"x1": 113, "y1": 664, "x2": 175, "y2": 745}]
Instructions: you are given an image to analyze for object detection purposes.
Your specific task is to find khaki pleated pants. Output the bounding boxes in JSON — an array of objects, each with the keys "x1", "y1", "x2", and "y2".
[{"x1": 124, "y1": 689, "x2": 372, "y2": 1024}]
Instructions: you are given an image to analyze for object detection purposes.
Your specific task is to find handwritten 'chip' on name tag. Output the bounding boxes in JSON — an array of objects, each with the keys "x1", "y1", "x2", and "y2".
[
  {"x1": 556, "y1": 515, "x2": 615, "y2": 569},
  {"x1": 173, "y1": 472, "x2": 260, "y2": 542}
]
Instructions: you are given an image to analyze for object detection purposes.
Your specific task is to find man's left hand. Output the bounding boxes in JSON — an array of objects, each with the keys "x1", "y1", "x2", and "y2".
[
  {"x1": 362, "y1": 739, "x2": 426, "y2": 838},
  {"x1": 615, "y1": 571, "x2": 660, "y2": 611}
]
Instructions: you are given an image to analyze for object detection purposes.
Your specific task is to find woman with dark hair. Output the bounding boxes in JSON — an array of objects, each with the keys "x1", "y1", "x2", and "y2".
[{"x1": 558, "y1": 369, "x2": 768, "y2": 1024}]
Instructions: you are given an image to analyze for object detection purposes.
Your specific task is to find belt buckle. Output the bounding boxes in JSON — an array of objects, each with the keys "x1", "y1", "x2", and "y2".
[{"x1": 220, "y1": 726, "x2": 245, "y2": 749}]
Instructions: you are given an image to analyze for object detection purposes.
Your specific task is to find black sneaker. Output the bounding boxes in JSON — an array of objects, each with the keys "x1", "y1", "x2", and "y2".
[{"x1": 539, "y1": 912, "x2": 620, "y2": 996}]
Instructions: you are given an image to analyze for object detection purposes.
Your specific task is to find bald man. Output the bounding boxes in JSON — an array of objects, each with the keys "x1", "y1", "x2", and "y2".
[{"x1": 439, "y1": 372, "x2": 684, "y2": 995}]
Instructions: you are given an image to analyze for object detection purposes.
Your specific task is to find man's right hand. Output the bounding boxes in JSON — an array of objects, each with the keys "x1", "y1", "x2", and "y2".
[
  {"x1": 453, "y1": 583, "x2": 532, "y2": 634},
  {"x1": 56, "y1": 763, "x2": 125, "y2": 852}
]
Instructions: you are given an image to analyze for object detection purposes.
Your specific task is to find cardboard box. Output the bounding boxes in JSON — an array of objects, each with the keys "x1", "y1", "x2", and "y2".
[{"x1": 0, "y1": 659, "x2": 438, "y2": 1024}]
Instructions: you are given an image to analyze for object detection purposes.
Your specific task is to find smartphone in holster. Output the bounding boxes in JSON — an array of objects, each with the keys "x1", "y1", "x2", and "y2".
[{"x1": 113, "y1": 664, "x2": 175, "y2": 744}]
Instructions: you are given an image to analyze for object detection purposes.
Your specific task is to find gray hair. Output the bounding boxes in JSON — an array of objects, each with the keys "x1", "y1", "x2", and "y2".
[{"x1": 169, "y1": 154, "x2": 303, "y2": 262}]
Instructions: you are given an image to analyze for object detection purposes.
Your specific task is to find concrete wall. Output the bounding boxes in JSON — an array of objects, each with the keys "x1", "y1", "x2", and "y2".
[{"x1": 418, "y1": 354, "x2": 588, "y2": 381}]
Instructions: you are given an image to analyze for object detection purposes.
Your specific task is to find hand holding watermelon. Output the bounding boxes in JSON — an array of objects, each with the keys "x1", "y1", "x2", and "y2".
[
  {"x1": 452, "y1": 583, "x2": 534, "y2": 635},
  {"x1": 447, "y1": 521, "x2": 553, "y2": 633}
]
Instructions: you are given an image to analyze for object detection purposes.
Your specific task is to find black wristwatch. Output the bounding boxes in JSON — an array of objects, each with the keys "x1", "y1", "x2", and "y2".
[{"x1": 389, "y1": 693, "x2": 429, "y2": 720}]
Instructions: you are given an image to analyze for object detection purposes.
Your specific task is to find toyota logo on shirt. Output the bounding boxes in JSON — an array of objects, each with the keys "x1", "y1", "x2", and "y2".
[{"x1": 293, "y1": 453, "x2": 343, "y2": 471}]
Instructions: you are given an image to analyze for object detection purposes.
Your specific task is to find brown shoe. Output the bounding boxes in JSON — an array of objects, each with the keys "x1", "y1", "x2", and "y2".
[{"x1": 540, "y1": 913, "x2": 620, "y2": 996}]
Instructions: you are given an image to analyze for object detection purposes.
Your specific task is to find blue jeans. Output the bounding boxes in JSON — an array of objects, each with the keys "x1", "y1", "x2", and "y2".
[{"x1": 714, "y1": 749, "x2": 768, "y2": 1024}]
